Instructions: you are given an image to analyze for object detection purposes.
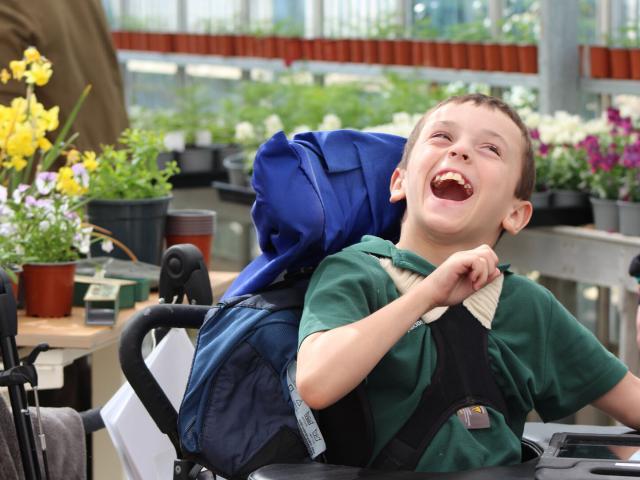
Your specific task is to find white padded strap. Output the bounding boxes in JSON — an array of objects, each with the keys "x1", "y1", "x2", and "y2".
[{"x1": 377, "y1": 257, "x2": 503, "y2": 330}]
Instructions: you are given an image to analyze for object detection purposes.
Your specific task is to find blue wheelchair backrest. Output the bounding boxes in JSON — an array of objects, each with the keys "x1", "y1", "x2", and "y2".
[{"x1": 178, "y1": 129, "x2": 406, "y2": 479}]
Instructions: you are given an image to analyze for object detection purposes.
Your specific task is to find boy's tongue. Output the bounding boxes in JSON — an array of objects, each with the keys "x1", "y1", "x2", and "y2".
[{"x1": 432, "y1": 178, "x2": 472, "y2": 201}]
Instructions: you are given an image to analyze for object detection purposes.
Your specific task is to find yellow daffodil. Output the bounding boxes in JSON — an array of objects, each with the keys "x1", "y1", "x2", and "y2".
[
  {"x1": 9, "y1": 156, "x2": 27, "y2": 171},
  {"x1": 7, "y1": 126, "x2": 36, "y2": 158},
  {"x1": 0, "y1": 69, "x2": 10, "y2": 84},
  {"x1": 67, "y1": 149, "x2": 80, "y2": 163},
  {"x1": 24, "y1": 61, "x2": 52, "y2": 87},
  {"x1": 38, "y1": 136, "x2": 52, "y2": 152},
  {"x1": 42, "y1": 106, "x2": 59, "y2": 131},
  {"x1": 23, "y1": 47, "x2": 41, "y2": 64},
  {"x1": 82, "y1": 151, "x2": 98, "y2": 171},
  {"x1": 9, "y1": 60, "x2": 26, "y2": 80}
]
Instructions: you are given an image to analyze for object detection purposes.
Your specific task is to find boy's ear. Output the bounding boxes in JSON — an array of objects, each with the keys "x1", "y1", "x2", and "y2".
[
  {"x1": 389, "y1": 168, "x2": 406, "y2": 203},
  {"x1": 501, "y1": 199, "x2": 533, "y2": 235}
]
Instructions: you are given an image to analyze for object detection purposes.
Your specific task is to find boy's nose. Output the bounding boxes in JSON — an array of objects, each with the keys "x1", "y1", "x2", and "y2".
[{"x1": 448, "y1": 150, "x2": 469, "y2": 161}]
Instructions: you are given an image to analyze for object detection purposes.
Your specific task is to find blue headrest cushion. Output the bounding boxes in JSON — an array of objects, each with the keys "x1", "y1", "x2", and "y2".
[{"x1": 223, "y1": 129, "x2": 406, "y2": 298}]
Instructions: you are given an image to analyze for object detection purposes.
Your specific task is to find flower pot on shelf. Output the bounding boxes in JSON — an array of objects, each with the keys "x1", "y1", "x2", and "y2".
[
  {"x1": 589, "y1": 46, "x2": 610, "y2": 78},
  {"x1": 362, "y1": 39, "x2": 379, "y2": 64},
  {"x1": 467, "y1": 43, "x2": 485, "y2": 70},
  {"x1": 531, "y1": 190, "x2": 553, "y2": 209},
  {"x1": 617, "y1": 200, "x2": 640, "y2": 236},
  {"x1": 500, "y1": 43, "x2": 519, "y2": 72},
  {"x1": 378, "y1": 40, "x2": 394, "y2": 65},
  {"x1": 392, "y1": 40, "x2": 412, "y2": 65},
  {"x1": 334, "y1": 39, "x2": 350, "y2": 63},
  {"x1": 517, "y1": 44, "x2": 538, "y2": 73},
  {"x1": 450, "y1": 42, "x2": 468, "y2": 69},
  {"x1": 420, "y1": 41, "x2": 437, "y2": 67},
  {"x1": 22, "y1": 262, "x2": 76, "y2": 317},
  {"x1": 411, "y1": 40, "x2": 424, "y2": 66},
  {"x1": 435, "y1": 41, "x2": 453, "y2": 68},
  {"x1": 223, "y1": 152, "x2": 250, "y2": 187},
  {"x1": 630, "y1": 49, "x2": 640, "y2": 80},
  {"x1": 589, "y1": 197, "x2": 619, "y2": 232},
  {"x1": 165, "y1": 210, "x2": 217, "y2": 267},
  {"x1": 349, "y1": 39, "x2": 365, "y2": 63},
  {"x1": 551, "y1": 189, "x2": 589, "y2": 208},
  {"x1": 483, "y1": 42, "x2": 502, "y2": 71},
  {"x1": 609, "y1": 48, "x2": 631, "y2": 79},
  {"x1": 87, "y1": 196, "x2": 172, "y2": 265}
]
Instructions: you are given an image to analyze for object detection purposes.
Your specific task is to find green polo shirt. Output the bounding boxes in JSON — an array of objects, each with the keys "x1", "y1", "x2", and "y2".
[{"x1": 299, "y1": 235, "x2": 628, "y2": 473}]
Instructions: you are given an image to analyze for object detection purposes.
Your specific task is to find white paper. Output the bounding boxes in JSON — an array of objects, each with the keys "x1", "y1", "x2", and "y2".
[{"x1": 101, "y1": 329, "x2": 195, "y2": 480}]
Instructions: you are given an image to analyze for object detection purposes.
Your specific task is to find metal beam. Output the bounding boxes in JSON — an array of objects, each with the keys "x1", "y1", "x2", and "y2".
[{"x1": 538, "y1": 0, "x2": 580, "y2": 114}]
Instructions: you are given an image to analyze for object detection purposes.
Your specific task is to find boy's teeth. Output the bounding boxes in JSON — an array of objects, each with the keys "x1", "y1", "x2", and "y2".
[{"x1": 435, "y1": 172, "x2": 466, "y2": 186}]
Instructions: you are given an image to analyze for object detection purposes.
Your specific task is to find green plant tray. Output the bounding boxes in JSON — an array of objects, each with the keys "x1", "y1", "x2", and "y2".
[
  {"x1": 212, "y1": 181, "x2": 256, "y2": 206},
  {"x1": 528, "y1": 205, "x2": 593, "y2": 228}
]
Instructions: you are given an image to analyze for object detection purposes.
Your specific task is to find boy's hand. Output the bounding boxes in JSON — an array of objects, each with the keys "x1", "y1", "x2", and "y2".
[{"x1": 422, "y1": 244, "x2": 501, "y2": 308}]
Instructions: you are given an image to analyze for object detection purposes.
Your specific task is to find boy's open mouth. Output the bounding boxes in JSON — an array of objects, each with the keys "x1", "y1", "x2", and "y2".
[{"x1": 430, "y1": 171, "x2": 474, "y2": 201}]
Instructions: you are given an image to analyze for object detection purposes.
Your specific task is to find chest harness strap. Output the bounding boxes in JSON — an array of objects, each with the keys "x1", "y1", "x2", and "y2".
[{"x1": 371, "y1": 303, "x2": 509, "y2": 471}]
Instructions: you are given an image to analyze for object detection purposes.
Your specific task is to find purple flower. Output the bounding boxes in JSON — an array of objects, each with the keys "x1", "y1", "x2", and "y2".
[{"x1": 530, "y1": 128, "x2": 540, "y2": 140}]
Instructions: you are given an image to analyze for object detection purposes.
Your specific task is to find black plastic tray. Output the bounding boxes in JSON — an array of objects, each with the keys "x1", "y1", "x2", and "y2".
[{"x1": 212, "y1": 181, "x2": 256, "y2": 206}]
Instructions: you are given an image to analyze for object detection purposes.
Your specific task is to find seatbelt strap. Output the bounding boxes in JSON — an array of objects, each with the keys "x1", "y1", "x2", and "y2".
[
  {"x1": 286, "y1": 361, "x2": 327, "y2": 459},
  {"x1": 371, "y1": 304, "x2": 509, "y2": 470}
]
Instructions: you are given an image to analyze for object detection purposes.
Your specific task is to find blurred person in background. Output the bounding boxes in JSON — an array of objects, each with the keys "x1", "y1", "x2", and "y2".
[{"x1": 0, "y1": 0, "x2": 129, "y2": 153}]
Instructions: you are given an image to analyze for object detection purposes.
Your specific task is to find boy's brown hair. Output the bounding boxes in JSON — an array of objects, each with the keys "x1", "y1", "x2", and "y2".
[{"x1": 399, "y1": 94, "x2": 535, "y2": 201}]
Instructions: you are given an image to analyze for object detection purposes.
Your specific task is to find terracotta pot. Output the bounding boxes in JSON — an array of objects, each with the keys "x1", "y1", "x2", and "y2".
[
  {"x1": 208, "y1": 35, "x2": 220, "y2": 55},
  {"x1": 283, "y1": 37, "x2": 302, "y2": 66},
  {"x1": 111, "y1": 31, "x2": 123, "y2": 49},
  {"x1": 411, "y1": 41, "x2": 423, "y2": 66},
  {"x1": 362, "y1": 39, "x2": 379, "y2": 64},
  {"x1": 483, "y1": 43, "x2": 502, "y2": 71},
  {"x1": 147, "y1": 32, "x2": 173, "y2": 53},
  {"x1": 467, "y1": 43, "x2": 485, "y2": 70},
  {"x1": 378, "y1": 40, "x2": 394, "y2": 65},
  {"x1": 392, "y1": 40, "x2": 412, "y2": 65},
  {"x1": 435, "y1": 41, "x2": 452, "y2": 68},
  {"x1": 589, "y1": 45, "x2": 610, "y2": 78},
  {"x1": 500, "y1": 43, "x2": 519, "y2": 72},
  {"x1": 517, "y1": 44, "x2": 538, "y2": 73},
  {"x1": 631, "y1": 49, "x2": 640, "y2": 80},
  {"x1": 174, "y1": 33, "x2": 190, "y2": 53},
  {"x1": 129, "y1": 32, "x2": 148, "y2": 51},
  {"x1": 423, "y1": 41, "x2": 437, "y2": 67},
  {"x1": 312, "y1": 38, "x2": 324, "y2": 61},
  {"x1": 610, "y1": 48, "x2": 631, "y2": 79},
  {"x1": 23, "y1": 262, "x2": 76, "y2": 318},
  {"x1": 349, "y1": 39, "x2": 364, "y2": 63},
  {"x1": 335, "y1": 39, "x2": 350, "y2": 63},
  {"x1": 166, "y1": 210, "x2": 217, "y2": 267},
  {"x1": 233, "y1": 35, "x2": 248, "y2": 56},
  {"x1": 263, "y1": 36, "x2": 278, "y2": 58},
  {"x1": 323, "y1": 39, "x2": 338, "y2": 62},
  {"x1": 450, "y1": 42, "x2": 468, "y2": 69},
  {"x1": 301, "y1": 39, "x2": 314, "y2": 60},
  {"x1": 219, "y1": 35, "x2": 235, "y2": 56}
]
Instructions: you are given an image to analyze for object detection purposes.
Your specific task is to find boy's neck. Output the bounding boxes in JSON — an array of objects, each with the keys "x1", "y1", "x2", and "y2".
[{"x1": 395, "y1": 226, "x2": 498, "y2": 266}]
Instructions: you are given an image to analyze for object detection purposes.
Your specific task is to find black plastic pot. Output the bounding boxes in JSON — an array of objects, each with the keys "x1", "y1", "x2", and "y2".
[{"x1": 87, "y1": 196, "x2": 172, "y2": 265}]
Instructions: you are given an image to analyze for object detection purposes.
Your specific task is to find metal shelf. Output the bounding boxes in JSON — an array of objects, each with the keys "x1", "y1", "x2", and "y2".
[
  {"x1": 580, "y1": 78, "x2": 640, "y2": 96},
  {"x1": 117, "y1": 50, "x2": 539, "y2": 88}
]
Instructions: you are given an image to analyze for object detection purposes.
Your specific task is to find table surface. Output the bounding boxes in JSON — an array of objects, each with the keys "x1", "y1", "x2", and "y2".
[{"x1": 16, "y1": 270, "x2": 238, "y2": 350}]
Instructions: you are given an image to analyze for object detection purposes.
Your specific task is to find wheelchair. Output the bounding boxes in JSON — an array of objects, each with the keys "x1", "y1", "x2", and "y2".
[{"x1": 120, "y1": 130, "x2": 636, "y2": 480}]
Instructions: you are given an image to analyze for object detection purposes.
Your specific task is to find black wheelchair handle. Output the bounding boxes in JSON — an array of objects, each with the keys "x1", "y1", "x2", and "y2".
[{"x1": 119, "y1": 303, "x2": 211, "y2": 457}]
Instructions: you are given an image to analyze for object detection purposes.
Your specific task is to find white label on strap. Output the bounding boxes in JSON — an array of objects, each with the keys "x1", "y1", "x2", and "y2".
[{"x1": 286, "y1": 361, "x2": 326, "y2": 459}]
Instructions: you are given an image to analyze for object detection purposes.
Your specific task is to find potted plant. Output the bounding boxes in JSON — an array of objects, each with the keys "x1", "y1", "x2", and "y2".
[
  {"x1": 499, "y1": 10, "x2": 539, "y2": 73},
  {"x1": 87, "y1": 128, "x2": 179, "y2": 265},
  {"x1": 546, "y1": 144, "x2": 590, "y2": 207},
  {"x1": 0, "y1": 47, "x2": 107, "y2": 316},
  {"x1": 529, "y1": 129, "x2": 552, "y2": 208},
  {"x1": 411, "y1": 17, "x2": 439, "y2": 67}
]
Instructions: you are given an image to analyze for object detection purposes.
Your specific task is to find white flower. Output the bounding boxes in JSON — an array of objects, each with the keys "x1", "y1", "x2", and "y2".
[
  {"x1": 12, "y1": 184, "x2": 29, "y2": 203},
  {"x1": 318, "y1": 113, "x2": 342, "y2": 131},
  {"x1": 35, "y1": 172, "x2": 57, "y2": 195},
  {"x1": 0, "y1": 185, "x2": 6, "y2": 204},
  {"x1": 234, "y1": 121, "x2": 256, "y2": 144},
  {"x1": 101, "y1": 239, "x2": 114, "y2": 253},
  {"x1": 39, "y1": 220, "x2": 50, "y2": 231},
  {"x1": 263, "y1": 114, "x2": 284, "y2": 139}
]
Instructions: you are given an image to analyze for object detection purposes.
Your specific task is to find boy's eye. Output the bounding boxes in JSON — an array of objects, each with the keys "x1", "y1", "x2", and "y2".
[
  {"x1": 486, "y1": 144, "x2": 501, "y2": 156},
  {"x1": 431, "y1": 132, "x2": 451, "y2": 141}
]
